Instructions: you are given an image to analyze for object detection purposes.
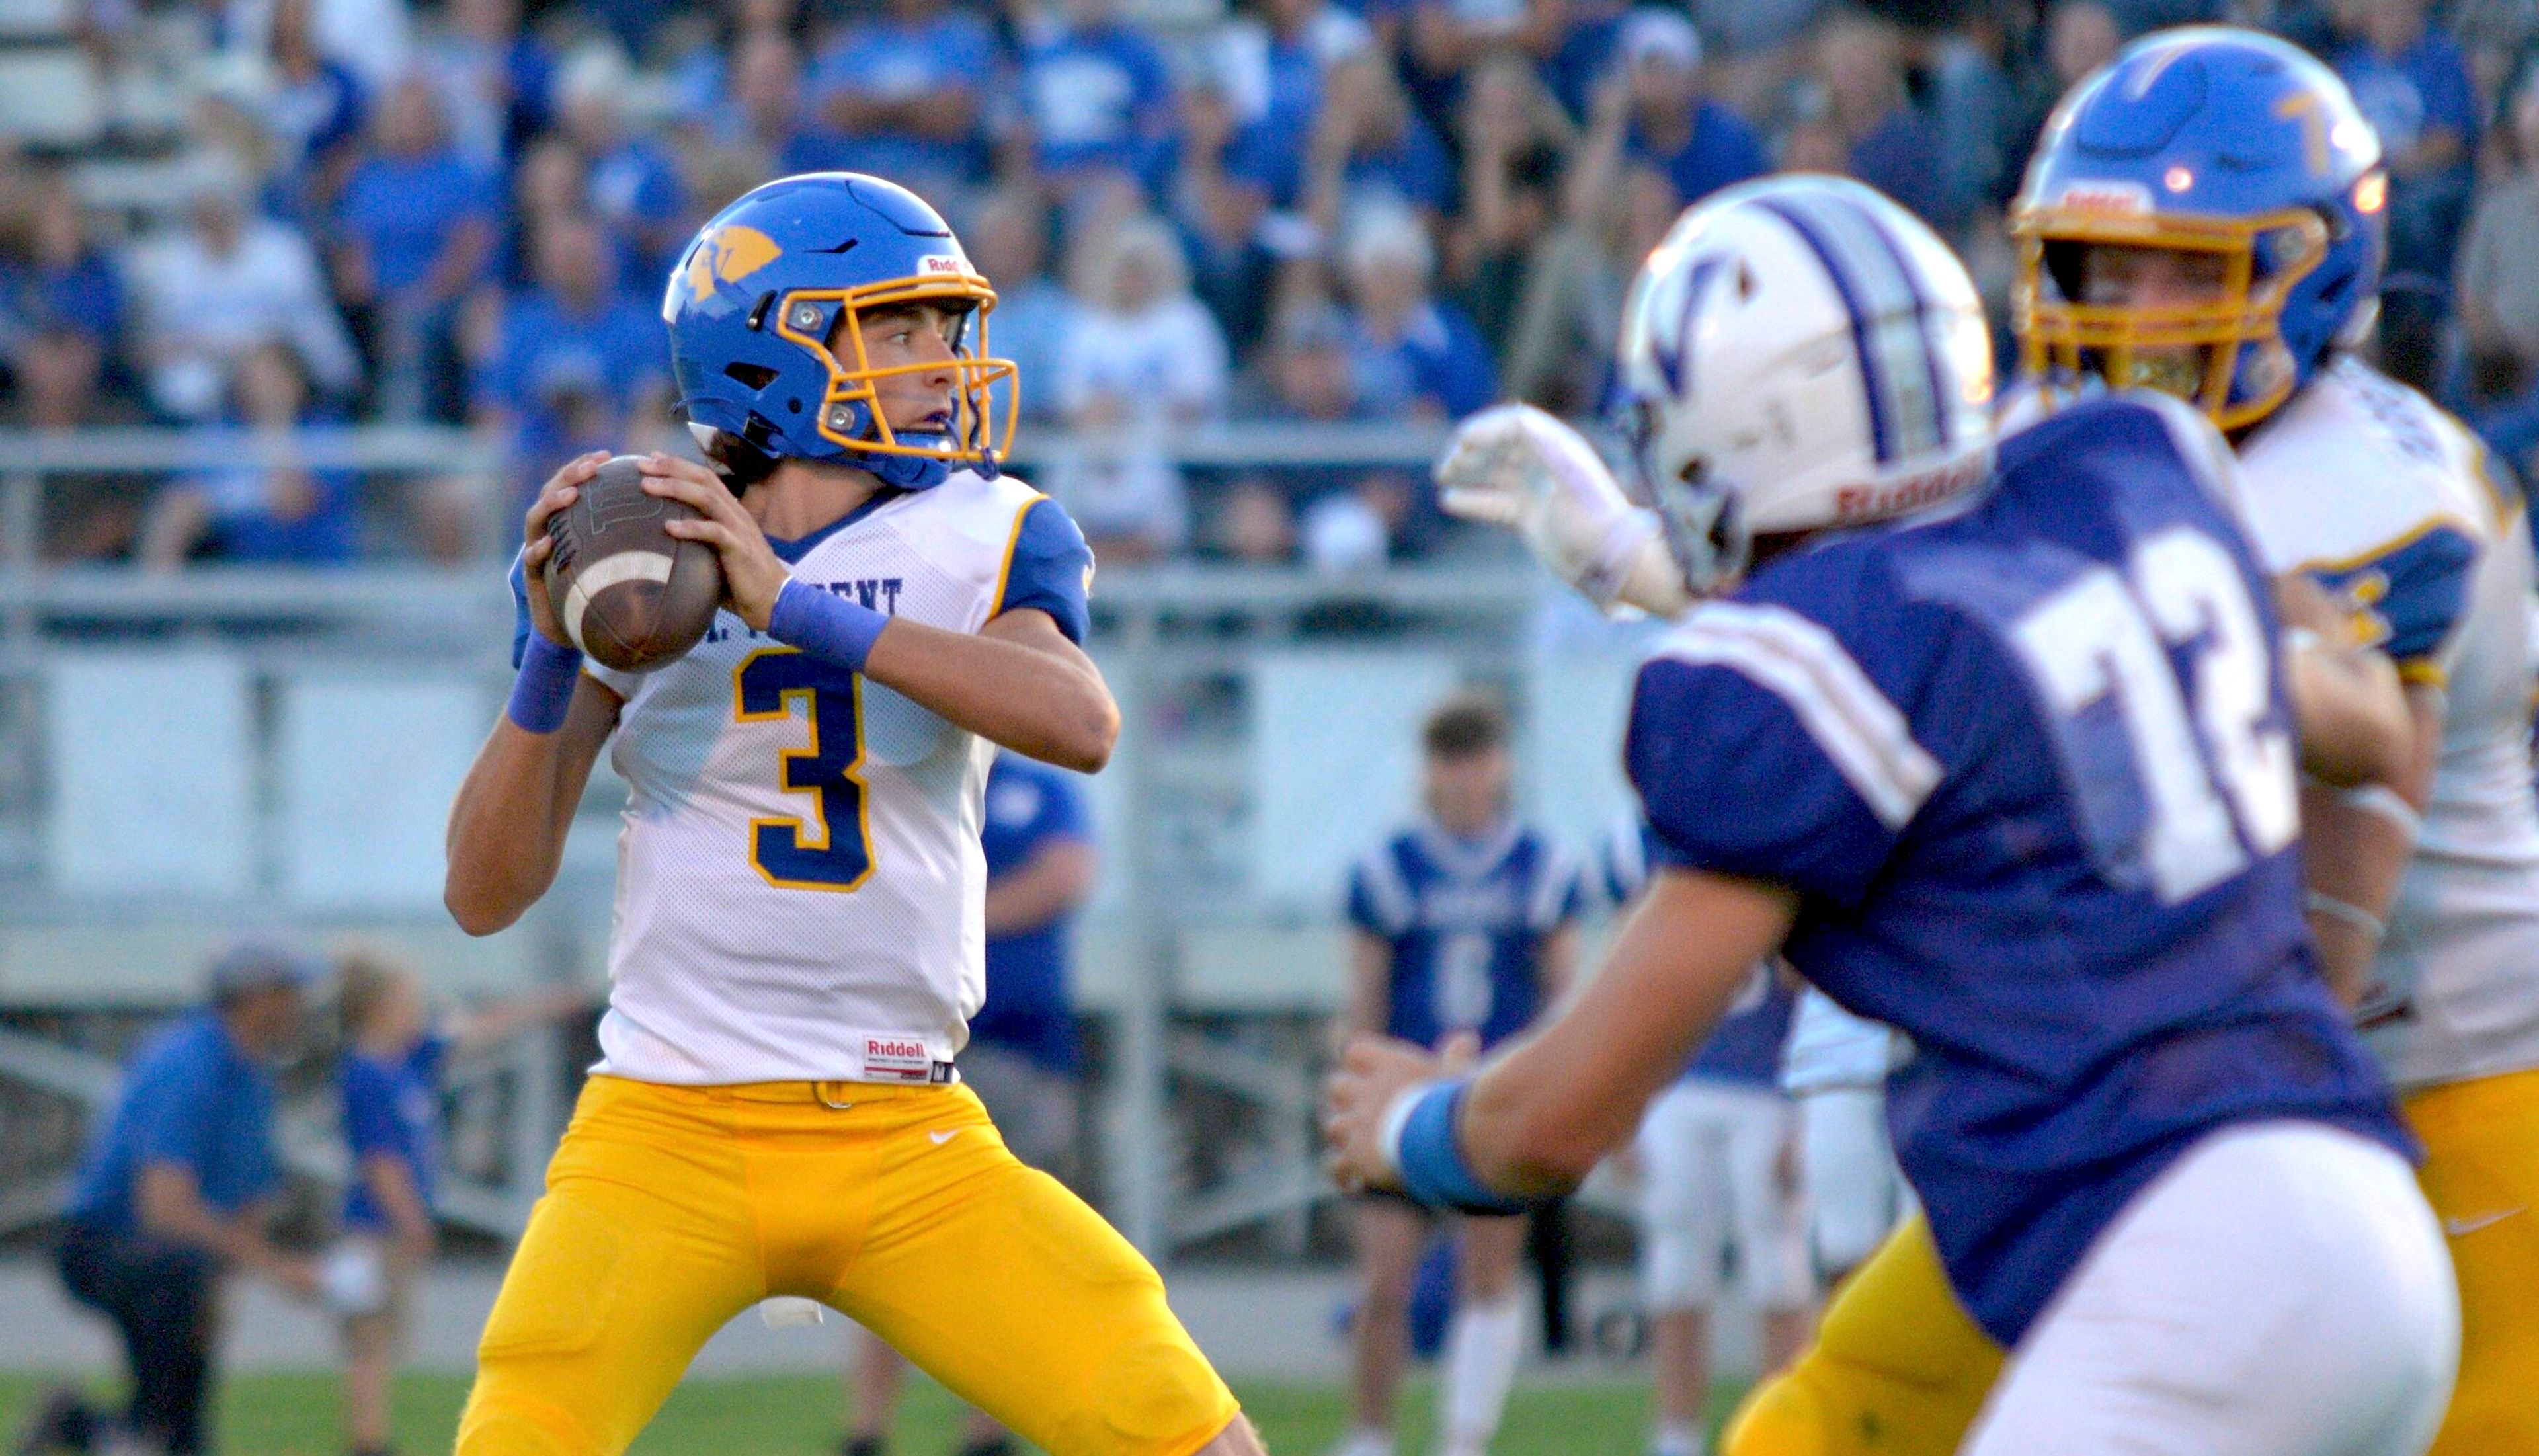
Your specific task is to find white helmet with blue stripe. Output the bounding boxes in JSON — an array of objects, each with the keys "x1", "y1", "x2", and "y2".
[{"x1": 1617, "y1": 174, "x2": 1997, "y2": 595}]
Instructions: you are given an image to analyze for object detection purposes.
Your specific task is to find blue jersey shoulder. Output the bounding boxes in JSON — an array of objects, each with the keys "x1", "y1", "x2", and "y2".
[{"x1": 996, "y1": 495, "x2": 1094, "y2": 645}]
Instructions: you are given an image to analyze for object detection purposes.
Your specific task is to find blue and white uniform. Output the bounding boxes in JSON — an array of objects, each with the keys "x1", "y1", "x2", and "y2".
[
  {"x1": 1625, "y1": 391, "x2": 2424, "y2": 1346},
  {"x1": 1349, "y1": 821, "x2": 1580, "y2": 1054},
  {"x1": 520, "y1": 471, "x2": 1092, "y2": 1085}
]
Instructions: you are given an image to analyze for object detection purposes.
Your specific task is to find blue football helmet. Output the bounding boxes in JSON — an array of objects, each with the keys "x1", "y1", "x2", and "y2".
[
  {"x1": 2011, "y1": 27, "x2": 2387, "y2": 432},
  {"x1": 661, "y1": 173, "x2": 1015, "y2": 490}
]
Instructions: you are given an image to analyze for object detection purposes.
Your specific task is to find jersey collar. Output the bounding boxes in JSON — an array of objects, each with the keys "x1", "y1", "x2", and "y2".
[
  {"x1": 1414, "y1": 816, "x2": 1522, "y2": 880},
  {"x1": 764, "y1": 487, "x2": 907, "y2": 563}
]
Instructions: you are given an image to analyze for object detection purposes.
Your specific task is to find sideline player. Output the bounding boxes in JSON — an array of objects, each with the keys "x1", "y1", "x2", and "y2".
[
  {"x1": 1710, "y1": 31, "x2": 2539, "y2": 1456},
  {"x1": 844, "y1": 748, "x2": 1100, "y2": 1456},
  {"x1": 443, "y1": 172, "x2": 1260, "y2": 1456},
  {"x1": 1332, "y1": 692, "x2": 1580, "y2": 1456},
  {"x1": 1604, "y1": 820, "x2": 1810, "y2": 1456},
  {"x1": 1326, "y1": 172, "x2": 2456, "y2": 1453}
]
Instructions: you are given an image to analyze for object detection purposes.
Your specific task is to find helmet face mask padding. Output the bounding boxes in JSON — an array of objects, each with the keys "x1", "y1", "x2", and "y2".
[{"x1": 663, "y1": 172, "x2": 1020, "y2": 492}]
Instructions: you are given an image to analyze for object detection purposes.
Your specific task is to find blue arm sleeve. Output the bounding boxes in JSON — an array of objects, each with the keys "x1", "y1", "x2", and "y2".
[
  {"x1": 1034, "y1": 768, "x2": 1093, "y2": 845},
  {"x1": 1625, "y1": 652, "x2": 1914, "y2": 908},
  {"x1": 2307, "y1": 521, "x2": 2480, "y2": 675},
  {"x1": 130, "y1": 1063, "x2": 218, "y2": 1176},
  {"x1": 995, "y1": 496, "x2": 1094, "y2": 643}
]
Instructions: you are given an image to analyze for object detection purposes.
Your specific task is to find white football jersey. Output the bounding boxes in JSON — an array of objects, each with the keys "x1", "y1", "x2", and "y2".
[
  {"x1": 577, "y1": 469, "x2": 1092, "y2": 1085},
  {"x1": 2234, "y1": 358, "x2": 2539, "y2": 1091}
]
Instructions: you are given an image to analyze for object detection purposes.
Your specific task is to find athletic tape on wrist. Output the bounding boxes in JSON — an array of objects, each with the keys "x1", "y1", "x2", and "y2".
[
  {"x1": 506, "y1": 632, "x2": 583, "y2": 734},
  {"x1": 767, "y1": 577, "x2": 890, "y2": 674},
  {"x1": 1389, "y1": 1078, "x2": 1529, "y2": 1215},
  {"x1": 2306, "y1": 891, "x2": 2387, "y2": 943},
  {"x1": 2336, "y1": 784, "x2": 2423, "y2": 839}
]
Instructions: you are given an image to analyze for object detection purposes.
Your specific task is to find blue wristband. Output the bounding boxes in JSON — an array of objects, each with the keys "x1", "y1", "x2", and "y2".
[
  {"x1": 505, "y1": 631, "x2": 583, "y2": 734},
  {"x1": 1389, "y1": 1079, "x2": 1529, "y2": 1215},
  {"x1": 767, "y1": 577, "x2": 890, "y2": 674}
]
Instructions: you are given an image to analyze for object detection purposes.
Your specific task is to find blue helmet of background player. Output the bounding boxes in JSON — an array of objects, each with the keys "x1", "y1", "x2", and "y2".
[
  {"x1": 2012, "y1": 27, "x2": 2386, "y2": 432},
  {"x1": 661, "y1": 172, "x2": 1015, "y2": 490}
]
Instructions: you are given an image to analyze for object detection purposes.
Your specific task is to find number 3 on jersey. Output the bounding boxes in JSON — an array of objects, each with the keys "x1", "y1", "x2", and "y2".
[
  {"x1": 735, "y1": 649, "x2": 875, "y2": 891},
  {"x1": 2012, "y1": 524, "x2": 2299, "y2": 903}
]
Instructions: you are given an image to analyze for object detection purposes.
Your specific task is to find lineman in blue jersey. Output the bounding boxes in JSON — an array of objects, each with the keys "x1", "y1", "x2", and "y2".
[
  {"x1": 446, "y1": 174, "x2": 1258, "y2": 1456},
  {"x1": 1334, "y1": 692, "x2": 1581, "y2": 1456},
  {"x1": 1325, "y1": 174, "x2": 2456, "y2": 1454},
  {"x1": 1605, "y1": 819, "x2": 1810, "y2": 1456}
]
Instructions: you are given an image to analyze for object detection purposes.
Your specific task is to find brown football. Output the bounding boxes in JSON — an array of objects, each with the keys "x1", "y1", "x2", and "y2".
[{"x1": 542, "y1": 455, "x2": 725, "y2": 673}]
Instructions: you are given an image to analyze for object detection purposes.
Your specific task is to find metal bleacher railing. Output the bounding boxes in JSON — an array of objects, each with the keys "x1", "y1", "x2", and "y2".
[{"x1": 0, "y1": 421, "x2": 1647, "y2": 1263}]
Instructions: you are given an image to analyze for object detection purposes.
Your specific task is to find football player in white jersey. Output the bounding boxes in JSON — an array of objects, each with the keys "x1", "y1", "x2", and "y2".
[{"x1": 442, "y1": 173, "x2": 1260, "y2": 1456}]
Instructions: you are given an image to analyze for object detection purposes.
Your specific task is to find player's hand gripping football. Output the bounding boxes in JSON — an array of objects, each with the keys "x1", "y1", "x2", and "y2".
[
  {"x1": 638, "y1": 452, "x2": 793, "y2": 630},
  {"x1": 1322, "y1": 1030, "x2": 1480, "y2": 1195},
  {"x1": 519, "y1": 450, "x2": 610, "y2": 649},
  {"x1": 1435, "y1": 403, "x2": 1692, "y2": 617}
]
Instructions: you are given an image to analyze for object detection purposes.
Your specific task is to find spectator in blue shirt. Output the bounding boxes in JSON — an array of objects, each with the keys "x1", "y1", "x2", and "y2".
[
  {"x1": 255, "y1": 0, "x2": 369, "y2": 232},
  {"x1": 709, "y1": 30, "x2": 860, "y2": 176},
  {"x1": 470, "y1": 214, "x2": 671, "y2": 508},
  {"x1": 333, "y1": 76, "x2": 500, "y2": 423},
  {"x1": 36, "y1": 944, "x2": 319, "y2": 1456},
  {"x1": 1338, "y1": 204, "x2": 1498, "y2": 421},
  {"x1": 137, "y1": 341, "x2": 362, "y2": 569},
  {"x1": 1816, "y1": 13, "x2": 1951, "y2": 232},
  {"x1": 1018, "y1": 0, "x2": 1177, "y2": 194},
  {"x1": 1601, "y1": 10, "x2": 1765, "y2": 209},
  {"x1": 1, "y1": 173, "x2": 125, "y2": 433},
  {"x1": 845, "y1": 752, "x2": 1098, "y2": 1456},
  {"x1": 419, "y1": 0, "x2": 557, "y2": 167},
  {"x1": 557, "y1": 50, "x2": 691, "y2": 286},
  {"x1": 1400, "y1": 0, "x2": 1568, "y2": 128},
  {"x1": 1223, "y1": 0, "x2": 1377, "y2": 210},
  {"x1": 809, "y1": 0, "x2": 997, "y2": 198},
  {"x1": 2333, "y1": 0, "x2": 2479, "y2": 279},
  {"x1": 331, "y1": 947, "x2": 586, "y2": 1456},
  {"x1": 966, "y1": 188, "x2": 1076, "y2": 426},
  {"x1": 1305, "y1": 56, "x2": 1461, "y2": 239}
]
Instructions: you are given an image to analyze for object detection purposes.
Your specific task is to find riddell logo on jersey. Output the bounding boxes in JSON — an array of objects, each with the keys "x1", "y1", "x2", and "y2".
[{"x1": 868, "y1": 1038, "x2": 926, "y2": 1060}]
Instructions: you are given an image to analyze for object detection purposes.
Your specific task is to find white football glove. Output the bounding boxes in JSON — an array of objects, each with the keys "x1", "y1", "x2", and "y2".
[{"x1": 1435, "y1": 404, "x2": 1691, "y2": 616}]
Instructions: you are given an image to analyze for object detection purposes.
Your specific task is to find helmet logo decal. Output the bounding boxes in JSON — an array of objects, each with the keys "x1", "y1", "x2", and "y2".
[
  {"x1": 2273, "y1": 91, "x2": 2329, "y2": 175},
  {"x1": 917, "y1": 255, "x2": 969, "y2": 276},
  {"x1": 2053, "y1": 180, "x2": 2152, "y2": 216},
  {"x1": 671, "y1": 224, "x2": 785, "y2": 317},
  {"x1": 1650, "y1": 255, "x2": 1725, "y2": 397}
]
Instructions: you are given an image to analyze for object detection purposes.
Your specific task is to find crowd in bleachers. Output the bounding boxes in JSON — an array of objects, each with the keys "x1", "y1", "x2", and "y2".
[{"x1": 2, "y1": 0, "x2": 2537, "y2": 569}]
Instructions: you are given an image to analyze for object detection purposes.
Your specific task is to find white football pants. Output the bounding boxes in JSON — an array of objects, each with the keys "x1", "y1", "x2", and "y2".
[
  {"x1": 1964, "y1": 1120, "x2": 2458, "y2": 1456},
  {"x1": 1800, "y1": 1086, "x2": 1908, "y2": 1275},
  {"x1": 1637, "y1": 1079, "x2": 1811, "y2": 1311}
]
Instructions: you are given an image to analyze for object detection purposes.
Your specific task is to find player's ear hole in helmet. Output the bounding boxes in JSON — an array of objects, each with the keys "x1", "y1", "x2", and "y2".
[
  {"x1": 2010, "y1": 26, "x2": 2388, "y2": 434},
  {"x1": 663, "y1": 172, "x2": 1020, "y2": 493}
]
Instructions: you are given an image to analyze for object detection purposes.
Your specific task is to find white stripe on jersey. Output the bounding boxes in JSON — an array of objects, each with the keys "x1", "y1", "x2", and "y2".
[
  {"x1": 1353, "y1": 844, "x2": 1419, "y2": 937},
  {"x1": 1658, "y1": 603, "x2": 1942, "y2": 830}
]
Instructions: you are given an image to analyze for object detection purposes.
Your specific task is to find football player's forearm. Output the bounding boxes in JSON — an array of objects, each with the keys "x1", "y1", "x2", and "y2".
[
  {"x1": 863, "y1": 616, "x2": 1119, "y2": 772},
  {"x1": 445, "y1": 689, "x2": 613, "y2": 934},
  {"x1": 2287, "y1": 641, "x2": 2411, "y2": 787}
]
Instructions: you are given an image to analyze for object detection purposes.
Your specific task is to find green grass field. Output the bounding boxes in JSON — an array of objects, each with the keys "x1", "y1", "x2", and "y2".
[{"x1": 0, "y1": 1370, "x2": 1739, "y2": 1455}]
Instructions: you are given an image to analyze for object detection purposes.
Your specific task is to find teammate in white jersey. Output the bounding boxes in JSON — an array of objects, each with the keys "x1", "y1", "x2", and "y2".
[{"x1": 442, "y1": 173, "x2": 1258, "y2": 1456}]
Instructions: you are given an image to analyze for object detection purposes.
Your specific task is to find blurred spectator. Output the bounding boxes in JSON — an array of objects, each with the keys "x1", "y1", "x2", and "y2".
[
  {"x1": 1564, "y1": 7, "x2": 1762, "y2": 247},
  {"x1": 2458, "y1": 63, "x2": 2539, "y2": 477},
  {"x1": 501, "y1": 133, "x2": 589, "y2": 288},
  {"x1": 469, "y1": 214, "x2": 669, "y2": 514},
  {"x1": 969, "y1": 188, "x2": 1076, "y2": 425},
  {"x1": 418, "y1": 0, "x2": 557, "y2": 167},
  {"x1": 1338, "y1": 204, "x2": 1498, "y2": 420},
  {"x1": 1449, "y1": 57, "x2": 1571, "y2": 346},
  {"x1": 2046, "y1": 0, "x2": 2120, "y2": 89},
  {"x1": 717, "y1": 29, "x2": 861, "y2": 175},
  {"x1": 333, "y1": 77, "x2": 499, "y2": 422},
  {"x1": 0, "y1": 173, "x2": 124, "y2": 432},
  {"x1": 216, "y1": 0, "x2": 412, "y2": 96},
  {"x1": 27, "y1": 944, "x2": 319, "y2": 1456},
  {"x1": 127, "y1": 164, "x2": 360, "y2": 422},
  {"x1": 1305, "y1": 56, "x2": 1461, "y2": 241},
  {"x1": 1814, "y1": 13, "x2": 1950, "y2": 231},
  {"x1": 1170, "y1": 75, "x2": 1279, "y2": 354},
  {"x1": 252, "y1": 0, "x2": 370, "y2": 229},
  {"x1": 1044, "y1": 216, "x2": 1227, "y2": 560},
  {"x1": 1400, "y1": 0, "x2": 1566, "y2": 128},
  {"x1": 2331, "y1": 0, "x2": 2479, "y2": 280},
  {"x1": 1216, "y1": 0, "x2": 1377, "y2": 212},
  {"x1": 557, "y1": 48, "x2": 691, "y2": 283},
  {"x1": 138, "y1": 341, "x2": 360, "y2": 569},
  {"x1": 808, "y1": 0, "x2": 996, "y2": 199},
  {"x1": 1214, "y1": 477, "x2": 1300, "y2": 561},
  {"x1": 1929, "y1": 5, "x2": 2023, "y2": 216},
  {"x1": 1017, "y1": 0, "x2": 1178, "y2": 196},
  {"x1": 1507, "y1": 161, "x2": 1677, "y2": 411}
]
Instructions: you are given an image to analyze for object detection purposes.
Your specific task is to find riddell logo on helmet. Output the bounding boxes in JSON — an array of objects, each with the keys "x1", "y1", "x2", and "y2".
[
  {"x1": 2053, "y1": 181, "x2": 2152, "y2": 216},
  {"x1": 1834, "y1": 456, "x2": 1986, "y2": 521},
  {"x1": 918, "y1": 255, "x2": 967, "y2": 275}
]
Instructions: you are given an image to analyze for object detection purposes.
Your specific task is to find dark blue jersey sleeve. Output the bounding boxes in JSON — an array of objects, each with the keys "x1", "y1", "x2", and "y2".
[
  {"x1": 1347, "y1": 842, "x2": 1415, "y2": 938},
  {"x1": 1627, "y1": 602, "x2": 1943, "y2": 908},
  {"x1": 995, "y1": 495, "x2": 1094, "y2": 644}
]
